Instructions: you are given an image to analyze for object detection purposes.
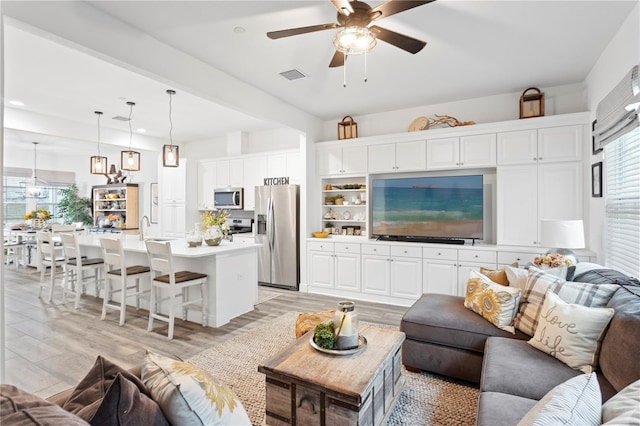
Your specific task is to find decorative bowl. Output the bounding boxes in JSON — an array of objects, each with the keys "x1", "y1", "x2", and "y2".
[{"x1": 312, "y1": 232, "x2": 329, "y2": 238}]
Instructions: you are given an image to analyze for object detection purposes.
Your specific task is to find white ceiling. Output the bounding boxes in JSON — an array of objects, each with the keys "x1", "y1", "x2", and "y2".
[{"x1": 3, "y1": 0, "x2": 638, "y2": 151}]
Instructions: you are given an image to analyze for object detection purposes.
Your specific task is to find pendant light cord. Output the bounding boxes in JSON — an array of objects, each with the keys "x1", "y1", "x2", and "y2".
[
  {"x1": 96, "y1": 111, "x2": 102, "y2": 156},
  {"x1": 32, "y1": 143, "x2": 38, "y2": 179},
  {"x1": 168, "y1": 90, "x2": 175, "y2": 148},
  {"x1": 127, "y1": 102, "x2": 135, "y2": 150}
]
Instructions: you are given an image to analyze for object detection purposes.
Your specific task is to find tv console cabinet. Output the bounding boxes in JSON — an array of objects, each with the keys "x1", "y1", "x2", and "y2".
[{"x1": 305, "y1": 238, "x2": 595, "y2": 307}]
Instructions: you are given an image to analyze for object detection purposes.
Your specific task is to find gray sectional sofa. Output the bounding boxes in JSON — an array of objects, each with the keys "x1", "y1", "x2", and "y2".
[{"x1": 400, "y1": 266, "x2": 640, "y2": 425}]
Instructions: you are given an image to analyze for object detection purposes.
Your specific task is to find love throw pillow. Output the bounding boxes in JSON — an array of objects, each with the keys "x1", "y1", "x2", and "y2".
[{"x1": 528, "y1": 291, "x2": 614, "y2": 373}]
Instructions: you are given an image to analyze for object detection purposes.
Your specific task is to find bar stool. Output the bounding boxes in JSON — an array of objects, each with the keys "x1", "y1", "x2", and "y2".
[
  {"x1": 59, "y1": 233, "x2": 105, "y2": 309},
  {"x1": 100, "y1": 237, "x2": 151, "y2": 326},
  {"x1": 35, "y1": 231, "x2": 65, "y2": 302},
  {"x1": 145, "y1": 240, "x2": 208, "y2": 339}
]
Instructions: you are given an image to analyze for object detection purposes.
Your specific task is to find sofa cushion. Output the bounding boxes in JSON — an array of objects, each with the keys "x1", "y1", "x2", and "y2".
[
  {"x1": 401, "y1": 294, "x2": 528, "y2": 354},
  {"x1": 1, "y1": 384, "x2": 89, "y2": 425},
  {"x1": 516, "y1": 372, "x2": 601, "y2": 426},
  {"x1": 528, "y1": 291, "x2": 614, "y2": 373},
  {"x1": 476, "y1": 392, "x2": 537, "y2": 426},
  {"x1": 573, "y1": 268, "x2": 640, "y2": 287},
  {"x1": 599, "y1": 285, "x2": 640, "y2": 392},
  {"x1": 464, "y1": 271, "x2": 521, "y2": 334}
]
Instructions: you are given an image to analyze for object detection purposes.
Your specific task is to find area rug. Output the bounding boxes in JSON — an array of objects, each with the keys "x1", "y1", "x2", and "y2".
[
  {"x1": 254, "y1": 286, "x2": 282, "y2": 305},
  {"x1": 188, "y1": 312, "x2": 479, "y2": 425}
]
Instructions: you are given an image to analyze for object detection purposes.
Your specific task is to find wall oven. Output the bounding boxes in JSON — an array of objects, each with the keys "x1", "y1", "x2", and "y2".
[{"x1": 214, "y1": 187, "x2": 244, "y2": 209}]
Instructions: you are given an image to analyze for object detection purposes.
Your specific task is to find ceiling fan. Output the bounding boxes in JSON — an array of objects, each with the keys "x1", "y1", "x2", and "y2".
[{"x1": 267, "y1": 0, "x2": 435, "y2": 68}]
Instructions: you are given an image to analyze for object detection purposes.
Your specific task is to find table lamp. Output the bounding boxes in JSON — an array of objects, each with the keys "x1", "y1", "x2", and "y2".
[{"x1": 540, "y1": 220, "x2": 585, "y2": 265}]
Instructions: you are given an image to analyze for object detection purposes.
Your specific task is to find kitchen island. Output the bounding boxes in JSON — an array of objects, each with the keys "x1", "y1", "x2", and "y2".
[{"x1": 76, "y1": 234, "x2": 260, "y2": 327}]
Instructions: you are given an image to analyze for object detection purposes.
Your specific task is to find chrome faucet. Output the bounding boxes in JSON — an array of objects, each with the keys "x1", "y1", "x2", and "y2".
[{"x1": 139, "y1": 215, "x2": 150, "y2": 240}]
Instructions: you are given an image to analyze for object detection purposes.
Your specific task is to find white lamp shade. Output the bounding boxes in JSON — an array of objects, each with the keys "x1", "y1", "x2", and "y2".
[{"x1": 540, "y1": 220, "x2": 585, "y2": 249}]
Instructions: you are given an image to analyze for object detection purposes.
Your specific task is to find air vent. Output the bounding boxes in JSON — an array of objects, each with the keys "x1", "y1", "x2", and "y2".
[
  {"x1": 279, "y1": 69, "x2": 307, "y2": 81},
  {"x1": 112, "y1": 116, "x2": 130, "y2": 121}
]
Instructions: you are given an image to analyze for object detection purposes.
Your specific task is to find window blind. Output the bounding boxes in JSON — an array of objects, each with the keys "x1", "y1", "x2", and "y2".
[{"x1": 604, "y1": 127, "x2": 640, "y2": 278}]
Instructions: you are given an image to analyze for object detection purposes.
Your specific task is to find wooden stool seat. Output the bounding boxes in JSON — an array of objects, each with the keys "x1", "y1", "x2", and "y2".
[
  {"x1": 154, "y1": 271, "x2": 207, "y2": 284},
  {"x1": 108, "y1": 265, "x2": 151, "y2": 276}
]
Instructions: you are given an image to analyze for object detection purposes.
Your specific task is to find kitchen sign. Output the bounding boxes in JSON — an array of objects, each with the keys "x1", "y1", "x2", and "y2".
[{"x1": 264, "y1": 177, "x2": 290, "y2": 185}]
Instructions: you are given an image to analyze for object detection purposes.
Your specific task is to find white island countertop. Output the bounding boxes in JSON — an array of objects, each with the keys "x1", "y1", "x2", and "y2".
[{"x1": 77, "y1": 233, "x2": 261, "y2": 328}]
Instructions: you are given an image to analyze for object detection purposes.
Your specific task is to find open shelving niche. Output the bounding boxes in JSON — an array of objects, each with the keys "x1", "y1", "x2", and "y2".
[
  {"x1": 92, "y1": 184, "x2": 139, "y2": 230},
  {"x1": 321, "y1": 176, "x2": 367, "y2": 237}
]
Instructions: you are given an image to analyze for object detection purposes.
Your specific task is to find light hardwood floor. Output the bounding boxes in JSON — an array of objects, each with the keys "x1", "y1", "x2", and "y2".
[{"x1": 2, "y1": 266, "x2": 408, "y2": 398}]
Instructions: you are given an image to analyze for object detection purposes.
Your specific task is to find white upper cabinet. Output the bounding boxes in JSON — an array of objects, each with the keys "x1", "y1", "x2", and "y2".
[
  {"x1": 497, "y1": 125, "x2": 582, "y2": 165},
  {"x1": 368, "y1": 140, "x2": 426, "y2": 173},
  {"x1": 286, "y1": 152, "x2": 301, "y2": 183},
  {"x1": 317, "y1": 146, "x2": 367, "y2": 175},
  {"x1": 197, "y1": 160, "x2": 216, "y2": 210},
  {"x1": 216, "y1": 158, "x2": 243, "y2": 188},
  {"x1": 160, "y1": 159, "x2": 187, "y2": 204},
  {"x1": 243, "y1": 156, "x2": 267, "y2": 211},
  {"x1": 427, "y1": 134, "x2": 496, "y2": 169}
]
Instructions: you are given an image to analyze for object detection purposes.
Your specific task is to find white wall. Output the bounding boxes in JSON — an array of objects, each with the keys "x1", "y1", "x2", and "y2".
[
  {"x1": 320, "y1": 83, "x2": 587, "y2": 141},
  {"x1": 584, "y1": 2, "x2": 640, "y2": 263}
]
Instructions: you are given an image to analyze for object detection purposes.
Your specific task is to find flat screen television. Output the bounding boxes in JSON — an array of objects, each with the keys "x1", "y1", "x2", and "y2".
[{"x1": 372, "y1": 175, "x2": 483, "y2": 242}]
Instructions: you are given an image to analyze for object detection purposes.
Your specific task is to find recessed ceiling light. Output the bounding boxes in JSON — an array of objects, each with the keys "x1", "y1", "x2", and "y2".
[
  {"x1": 9, "y1": 100, "x2": 25, "y2": 106},
  {"x1": 233, "y1": 26, "x2": 246, "y2": 34},
  {"x1": 137, "y1": 128, "x2": 147, "y2": 133}
]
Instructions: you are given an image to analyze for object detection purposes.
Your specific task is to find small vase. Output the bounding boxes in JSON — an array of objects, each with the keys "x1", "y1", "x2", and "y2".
[
  {"x1": 204, "y1": 226, "x2": 223, "y2": 246},
  {"x1": 186, "y1": 228, "x2": 203, "y2": 247}
]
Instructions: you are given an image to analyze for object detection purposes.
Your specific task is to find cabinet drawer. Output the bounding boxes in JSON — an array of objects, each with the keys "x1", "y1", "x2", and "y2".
[
  {"x1": 361, "y1": 244, "x2": 390, "y2": 256},
  {"x1": 458, "y1": 250, "x2": 496, "y2": 264},
  {"x1": 335, "y1": 242, "x2": 361, "y2": 254},
  {"x1": 423, "y1": 247, "x2": 457, "y2": 261},
  {"x1": 308, "y1": 241, "x2": 334, "y2": 252},
  {"x1": 497, "y1": 251, "x2": 536, "y2": 266},
  {"x1": 390, "y1": 245, "x2": 422, "y2": 258}
]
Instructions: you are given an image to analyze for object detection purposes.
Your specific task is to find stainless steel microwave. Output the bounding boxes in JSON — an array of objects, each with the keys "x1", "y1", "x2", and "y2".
[{"x1": 214, "y1": 187, "x2": 244, "y2": 209}]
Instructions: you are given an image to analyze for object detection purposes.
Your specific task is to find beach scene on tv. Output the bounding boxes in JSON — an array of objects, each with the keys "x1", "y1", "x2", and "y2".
[{"x1": 372, "y1": 175, "x2": 483, "y2": 239}]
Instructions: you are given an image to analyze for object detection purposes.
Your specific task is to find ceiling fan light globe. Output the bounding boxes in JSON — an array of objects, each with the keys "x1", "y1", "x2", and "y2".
[{"x1": 333, "y1": 26, "x2": 376, "y2": 55}]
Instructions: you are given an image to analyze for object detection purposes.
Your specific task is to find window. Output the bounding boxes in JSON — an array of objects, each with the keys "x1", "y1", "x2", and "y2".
[
  {"x1": 2, "y1": 175, "x2": 70, "y2": 226},
  {"x1": 604, "y1": 127, "x2": 640, "y2": 278}
]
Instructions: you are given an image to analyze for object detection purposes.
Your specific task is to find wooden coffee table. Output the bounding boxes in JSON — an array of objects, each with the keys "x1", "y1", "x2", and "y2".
[{"x1": 258, "y1": 326, "x2": 406, "y2": 426}]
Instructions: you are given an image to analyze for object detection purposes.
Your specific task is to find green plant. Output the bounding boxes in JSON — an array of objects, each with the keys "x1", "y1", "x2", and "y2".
[
  {"x1": 313, "y1": 322, "x2": 335, "y2": 349},
  {"x1": 57, "y1": 185, "x2": 93, "y2": 224},
  {"x1": 334, "y1": 194, "x2": 344, "y2": 200},
  {"x1": 325, "y1": 222, "x2": 334, "y2": 228}
]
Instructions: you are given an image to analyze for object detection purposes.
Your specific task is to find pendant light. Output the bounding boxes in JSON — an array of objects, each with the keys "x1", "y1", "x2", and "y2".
[
  {"x1": 90, "y1": 111, "x2": 108, "y2": 174},
  {"x1": 120, "y1": 101, "x2": 141, "y2": 171},
  {"x1": 20, "y1": 142, "x2": 49, "y2": 199},
  {"x1": 162, "y1": 89, "x2": 179, "y2": 167}
]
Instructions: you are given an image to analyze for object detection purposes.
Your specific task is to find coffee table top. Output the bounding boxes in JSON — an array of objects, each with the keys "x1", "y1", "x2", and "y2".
[{"x1": 258, "y1": 325, "x2": 405, "y2": 403}]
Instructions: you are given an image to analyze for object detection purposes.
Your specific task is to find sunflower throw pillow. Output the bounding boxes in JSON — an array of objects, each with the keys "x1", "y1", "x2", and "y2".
[
  {"x1": 142, "y1": 351, "x2": 251, "y2": 426},
  {"x1": 464, "y1": 270, "x2": 521, "y2": 334}
]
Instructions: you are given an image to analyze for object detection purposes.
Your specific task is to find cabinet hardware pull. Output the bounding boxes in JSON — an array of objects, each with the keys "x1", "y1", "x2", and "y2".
[
  {"x1": 437, "y1": 252, "x2": 441, "y2": 255},
  {"x1": 298, "y1": 396, "x2": 317, "y2": 414}
]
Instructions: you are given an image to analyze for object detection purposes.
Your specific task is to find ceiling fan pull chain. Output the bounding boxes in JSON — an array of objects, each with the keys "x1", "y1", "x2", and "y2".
[
  {"x1": 364, "y1": 51, "x2": 368, "y2": 83},
  {"x1": 343, "y1": 52, "x2": 347, "y2": 88}
]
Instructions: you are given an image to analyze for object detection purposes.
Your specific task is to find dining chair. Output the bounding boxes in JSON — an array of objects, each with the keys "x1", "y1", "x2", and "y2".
[
  {"x1": 100, "y1": 237, "x2": 151, "y2": 326},
  {"x1": 59, "y1": 233, "x2": 105, "y2": 309},
  {"x1": 145, "y1": 240, "x2": 208, "y2": 339},
  {"x1": 35, "y1": 231, "x2": 65, "y2": 302}
]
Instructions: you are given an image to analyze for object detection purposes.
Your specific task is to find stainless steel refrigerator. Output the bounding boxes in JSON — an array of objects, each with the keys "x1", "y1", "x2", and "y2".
[{"x1": 255, "y1": 184, "x2": 299, "y2": 290}]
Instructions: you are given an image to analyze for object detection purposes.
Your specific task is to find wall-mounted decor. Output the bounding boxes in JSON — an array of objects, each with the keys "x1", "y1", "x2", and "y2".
[
  {"x1": 428, "y1": 115, "x2": 476, "y2": 128},
  {"x1": 592, "y1": 162, "x2": 603, "y2": 198},
  {"x1": 150, "y1": 182, "x2": 158, "y2": 223},
  {"x1": 519, "y1": 87, "x2": 545, "y2": 119},
  {"x1": 591, "y1": 120, "x2": 602, "y2": 155},
  {"x1": 338, "y1": 116, "x2": 358, "y2": 140}
]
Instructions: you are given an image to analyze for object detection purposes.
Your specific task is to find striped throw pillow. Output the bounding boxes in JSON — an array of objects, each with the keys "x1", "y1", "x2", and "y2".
[{"x1": 514, "y1": 268, "x2": 618, "y2": 336}]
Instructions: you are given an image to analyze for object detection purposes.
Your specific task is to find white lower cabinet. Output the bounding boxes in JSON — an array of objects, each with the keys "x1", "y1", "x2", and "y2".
[
  {"x1": 308, "y1": 242, "x2": 360, "y2": 291},
  {"x1": 309, "y1": 247, "x2": 335, "y2": 289},
  {"x1": 161, "y1": 204, "x2": 185, "y2": 238},
  {"x1": 422, "y1": 247, "x2": 458, "y2": 295},
  {"x1": 361, "y1": 244, "x2": 422, "y2": 299}
]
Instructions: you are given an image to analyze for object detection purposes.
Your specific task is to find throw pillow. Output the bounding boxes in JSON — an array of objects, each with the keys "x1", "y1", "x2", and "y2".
[
  {"x1": 142, "y1": 350, "x2": 251, "y2": 426},
  {"x1": 479, "y1": 265, "x2": 515, "y2": 286},
  {"x1": 505, "y1": 265, "x2": 530, "y2": 293},
  {"x1": 601, "y1": 378, "x2": 640, "y2": 424},
  {"x1": 514, "y1": 268, "x2": 618, "y2": 336},
  {"x1": 463, "y1": 270, "x2": 521, "y2": 333},
  {"x1": 528, "y1": 291, "x2": 614, "y2": 373},
  {"x1": 1, "y1": 384, "x2": 89, "y2": 425},
  {"x1": 62, "y1": 356, "x2": 166, "y2": 425},
  {"x1": 516, "y1": 372, "x2": 601, "y2": 426}
]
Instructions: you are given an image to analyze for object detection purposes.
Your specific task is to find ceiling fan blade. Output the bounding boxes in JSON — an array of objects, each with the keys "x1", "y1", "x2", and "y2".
[
  {"x1": 370, "y1": 25, "x2": 426, "y2": 54},
  {"x1": 370, "y1": 0, "x2": 435, "y2": 21},
  {"x1": 330, "y1": 0, "x2": 354, "y2": 16},
  {"x1": 267, "y1": 23, "x2": 340, "y2": 39},
  {"x1": 329, "y1": 50, "x2": 346, "y2": 68}
]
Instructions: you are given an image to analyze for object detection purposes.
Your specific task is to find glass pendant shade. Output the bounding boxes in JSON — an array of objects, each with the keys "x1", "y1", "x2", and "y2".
[
  {"x1": 90, "y1": 155, "x2": 108, "y2": 174},
  {"x1": 90, "y1": 111, "x2": 108, "y2": 174},
  {"x1": 333, "y1": 26, "x2": 376, "y2": 55},
  {"x1": 20, "y1": 142, "x2": 49, "y2": 199},
  {"x1": 120, "y1": 101, "x2": 141, "y2": 171},
  {"x1": 121, "y1": 150, "x2": 141, "y2": 171},
  {"x1": 163, "y1": 144, "x2": 179, "y2": 167},
  {"x1": 162, "y1": 89, "x2": 180, "y2": 167}
]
